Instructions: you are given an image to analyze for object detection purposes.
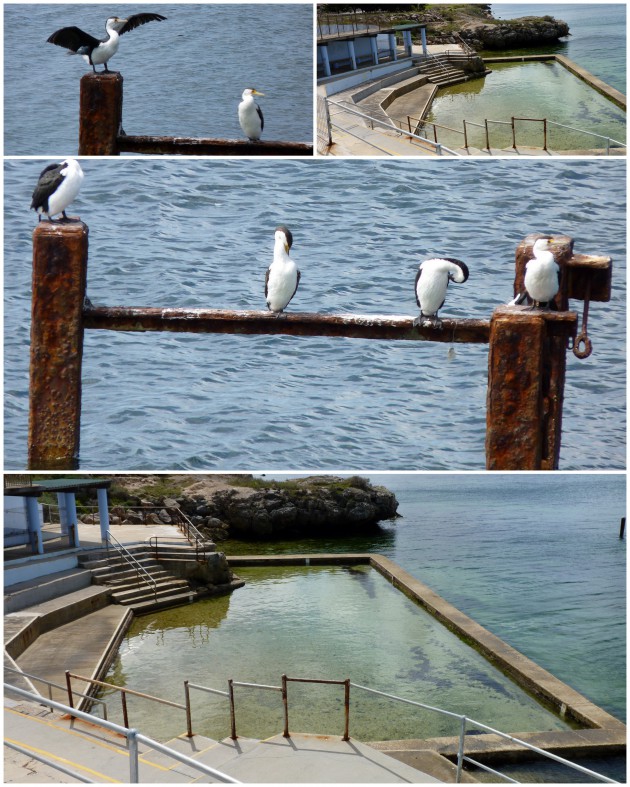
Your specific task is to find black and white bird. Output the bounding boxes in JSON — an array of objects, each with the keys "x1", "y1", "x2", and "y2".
[
  {"x1": 239, "y1": 88, "x2": 265, "y2": 141},
  {"x1": 413, "y1": 257, "x2": 469, "y2": 327},
  {"x1": 511, "y1": 237, "x2": 560, "y2": 309},
  {"x1": 47, "y1": 13, "x2": 166, "y2": 73},
  {"x1": 31, "y1": 159, "x2": 84, "y2": 222},
  {"x1": 265, "y1": 226, "x2": 300, "y2": 315}
]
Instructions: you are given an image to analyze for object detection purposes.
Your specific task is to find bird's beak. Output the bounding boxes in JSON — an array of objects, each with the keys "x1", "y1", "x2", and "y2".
[
  {"x1": 284, "y1": 241, "x2": 290, "y2": 254},
  {"x1": 253, "y1": 90, "x2": 265, "y2": 96}
]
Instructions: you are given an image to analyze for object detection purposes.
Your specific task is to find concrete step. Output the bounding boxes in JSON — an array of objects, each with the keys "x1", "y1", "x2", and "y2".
[
  {"x1": 110, "y1": 579, "x2": 191, "y2": 605},
  {"x1": 4, "y1": 568, "x2": 93, "y2": 614},
  {"x1": 128, "y1": 589, "x2": 202, "y2": 612}
]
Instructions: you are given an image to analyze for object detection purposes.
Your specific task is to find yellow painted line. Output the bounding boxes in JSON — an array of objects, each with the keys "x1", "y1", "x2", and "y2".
[
  {"x1": 5, "y1": 707, "x2": 173, "y2": 773},
  {"x1": 4, "y1": 736, "x2": 121, "y2": 782}
]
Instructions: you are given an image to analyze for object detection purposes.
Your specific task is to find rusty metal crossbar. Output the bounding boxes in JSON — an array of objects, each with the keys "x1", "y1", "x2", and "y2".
[
  {"x1": 27, "y1": 223, "x2": 611, "y2": 472},
  {"x1": 282, "y1": 676, "x2": 351, "y2": 741},
  {"x1": 79, "y1": 73, "x2": 312, "y2": 156}
]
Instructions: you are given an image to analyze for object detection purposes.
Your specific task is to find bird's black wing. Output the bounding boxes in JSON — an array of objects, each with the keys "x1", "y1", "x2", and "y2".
[
  {"x1": 289, "y1": 269, "x2": 301, "y2": 304},
  {"x1": 264, "y1": 267, "x2": 271, "y2": 301},
  {"x1": 118, "y1": 13, "x2": 167, "y2": 35},
  {"x1": 31, "y1": 164, "x2": 64, "y2": 210},
  {"x1": 47, "y1": 26, "x2": 100, "y2": 52},
  {"x1": 414, "y1": 267, "x2": 422, "y2": 307},
  {"x1": 256, "y1": 104, "x2": 264, "y2": 133}
]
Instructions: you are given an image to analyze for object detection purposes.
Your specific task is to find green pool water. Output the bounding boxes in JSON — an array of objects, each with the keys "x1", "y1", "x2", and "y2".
[
  {"x1": 423, "y1": 61, "x2": 626, "y2": 151},
  {"x1": 101, "y1": 566, "x2": 574, "y2": 743}
]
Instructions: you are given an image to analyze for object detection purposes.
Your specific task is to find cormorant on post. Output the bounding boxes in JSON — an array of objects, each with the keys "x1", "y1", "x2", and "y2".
[
  {"x1": 239, "y1": 88, "x2": 265, "y2": 141},
  {"x1": 47, "y1": 13, "x2": 166, "y2": 73},
  {"x1": 510, "y1": 237, "x2": 560, "y2": 309},
  {"x1": 30, "y1": 159, "x2": 84, "y2": 222},
  {"x1": 414, "y1": 257, "x2": 469, "y2": 328}
]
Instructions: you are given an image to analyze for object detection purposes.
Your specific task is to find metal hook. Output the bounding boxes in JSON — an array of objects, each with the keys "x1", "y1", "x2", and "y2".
[{"x1": 572, "y1": 280, "x2": 593, "y2": 359}]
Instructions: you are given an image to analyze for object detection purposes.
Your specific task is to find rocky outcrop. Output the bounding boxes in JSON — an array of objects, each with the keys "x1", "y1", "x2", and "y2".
[
  {"x1": 193, "y1": 476, "x2": 399, "y2": 539},
  {"x1": 456, "y1": 18, "x2": 570, "y2": 50}
]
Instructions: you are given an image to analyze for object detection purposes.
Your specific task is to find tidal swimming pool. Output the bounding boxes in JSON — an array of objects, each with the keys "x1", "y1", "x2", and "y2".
[
  {"x1": 424, "y1": 61, "x2": 626, "y2": 151},
  {"x1": 101, "y1": 566, "x2": 573, "y2": 742}
]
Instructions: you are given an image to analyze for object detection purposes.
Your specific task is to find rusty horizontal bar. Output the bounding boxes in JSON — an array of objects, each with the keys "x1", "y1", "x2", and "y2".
[
  {"x1": 66, "y1": 672, "x2": 186, "y2": 711},
  {"x1": 117, "y1": 135, "x2": 313, "y2": 156},
  {"x1": 82, "y1": 306, "x2": 491, "y2": 343},
  {"x1": 284, "y1": 677, "x2": 349, "y2": 685}
]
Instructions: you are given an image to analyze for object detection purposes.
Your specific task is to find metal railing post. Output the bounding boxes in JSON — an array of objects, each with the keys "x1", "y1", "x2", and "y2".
[
  {"x1": 228, "y1": 679, "x2": 237, "y2": 740},
  {"x1": 121, "y1": 690, "x2": 130, "y2": 729},
  {"x1": 543, "y1": 118, "x2": 548, "y2": 151},
  {"x1": 28, "y1": 221, "x2": 88, "y2": 469},
  {"x1": 282, "y1": 674, "x2": 290, "y2": 737},
  {"x1": 128, "y1": 729, "x2": 140, "y2": 783},
  {"x1": 343, "y1": 679, "x2": 350, "y2": 741},
  {"x1": 65, "y1": 671, "x2": 75, "y2": 713},
  {"x1": 79, "y1": 73, "x2": 123, "y2": 155},
  {"x1": 456, "y1": 716, "x2": 466, "y2": 782},
  {"x1": 184, "y1": 680, "x2": 193, "y2": 737},
  {"x1": 511, "y1": 116, "x2": 517, "y2": 149},
  {"x1": 463, "y1": 120, "x2": 468, "y2": 149},
  {"x1": 484, "y1": 119, "x2": 490, "y2": 151}
]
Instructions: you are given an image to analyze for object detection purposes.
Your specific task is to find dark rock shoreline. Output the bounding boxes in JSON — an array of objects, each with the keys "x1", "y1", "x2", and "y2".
[{"x1": 103, "y1": 475, "x2": 400, "y2": 541}]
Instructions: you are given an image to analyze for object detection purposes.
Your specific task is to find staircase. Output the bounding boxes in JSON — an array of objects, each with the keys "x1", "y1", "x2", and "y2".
[
  {"x1": 78, "y1": 542, "x2": 202, "y2": 611},
  {"x1": 413, "y1": 54, "x2": 474, "y2": 87}
]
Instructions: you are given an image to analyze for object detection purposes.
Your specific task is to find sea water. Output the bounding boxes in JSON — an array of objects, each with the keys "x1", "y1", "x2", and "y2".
[{"x1": 4, "y1": 158, "x2": 626, "y2": 470}]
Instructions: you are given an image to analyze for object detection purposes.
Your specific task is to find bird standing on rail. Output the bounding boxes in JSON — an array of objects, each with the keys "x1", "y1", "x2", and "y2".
[
  {"x1": 239, "y1": 88, "x2": 265, "y2": 141},
  {"x1": 511, "y1": 237, "x2": 560, "y2": 309},
  {"x1": 47, "y1": 13, "x2": 166, "y2": 73},
  {"x1": 265, "y1": 226, "x2": 300, "y2": 315},
  {"x1": 31, "y1": 159, "x2": 84, "y2": 222},
  {"x1": 413, "y1": 257, "x2": 469, "y2": 328}
]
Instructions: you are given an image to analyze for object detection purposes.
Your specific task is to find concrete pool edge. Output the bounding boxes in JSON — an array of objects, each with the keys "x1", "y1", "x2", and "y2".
[{"x1": 228, "y1": 553, "x2": 625, "y2": 735}]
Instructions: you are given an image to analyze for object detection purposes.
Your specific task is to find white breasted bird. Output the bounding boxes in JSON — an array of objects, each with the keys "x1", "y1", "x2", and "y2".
[
  {"x1": 414, "y1": 257, "x2": 469, "y2": 328},
  {"x1": 265, "y1": 226, "x2": 300, "y2": 315},
  {"x1": 510, "y1": 237, "x2": 560, "y2": 309},
  {"x1": 47, "y1": 13, "x2": 166, "y2": 73},
  {"x1": 239, "y1": 88, "x2": 265, "y2": 141},
  {"x1": 30, "y1": 159, "x2": 84, "y2": 222}
]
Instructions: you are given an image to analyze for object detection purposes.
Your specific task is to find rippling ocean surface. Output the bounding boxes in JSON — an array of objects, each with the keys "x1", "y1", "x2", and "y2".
[
  {"x1": 4, "y1": 159, "x2": 626, "y2": 470},
  {"x1": 491, "y1": 3, "x2": 626, "y2": 93},
  {"x1": 3, "y1": 4, "x2": 313, "y2": 155}
]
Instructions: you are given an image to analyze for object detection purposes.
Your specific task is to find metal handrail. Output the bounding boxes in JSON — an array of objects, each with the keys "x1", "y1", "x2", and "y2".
[
  {"x1": 4, "y1": 684, "x2": 240, "y2": 784},
  {"x1": 106, "y1": 531, "x2": 158, "y2": 600},
  {"x1": 4, "y1": 666, "x2": 108, "y2": 718},
  {"x1": 64, "y1": 671, "x2": 189, "y2": 734},
  {"x1": 350, "y1": 682, "x2": 618, "y2": 784},
  {"x1": 175, "y1": 509, "x2": 210, "y2": 560},
  {"x1": 326, "y1": 97, "x2": 461, "y2": 156}
]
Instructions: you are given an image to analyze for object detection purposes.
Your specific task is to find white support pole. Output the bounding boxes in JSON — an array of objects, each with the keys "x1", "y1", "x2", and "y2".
[
  {"x1": 347, "y1": 40, "x2": 357, "y2": 70},
  {"x1": 97, "y1": 488, "x2": 110, "y2": 545},
  {"x1": 320, "y1": 45, "x2": 331, "y2": 78},
  {"x1": 370, "y1": 36, "x2": 378, "y2": 64},
  {"x1": 57, "y1": 492, "x2": 69, "y2": 535},
  {"x1": 389, "y1": 33, "x2": 397, "y2": 60},
  {"x1": 65, "y1": 492, "x2": 80, "y2": 547},
  {"x1": 421, "y1": 28, "x2": 428, "y2": 56},
  {"x1": 25, "y1": 497, "x2": 44, "y2": 555}
]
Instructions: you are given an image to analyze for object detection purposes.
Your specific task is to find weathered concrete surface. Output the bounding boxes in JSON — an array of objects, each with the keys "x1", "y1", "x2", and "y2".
[{"x1": 369, "y1": 555, "x2": 624, "y2": 732}]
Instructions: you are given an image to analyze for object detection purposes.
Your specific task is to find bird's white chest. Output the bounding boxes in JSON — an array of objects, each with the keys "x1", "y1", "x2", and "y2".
[
  {"x1": 524, "y1": 259, "x2": 559, "y2": 301},
  {"x1": 266, "y1": 258, "x2": 298, "y2": 310},
  {"x1": 239, "y1": 99, "x2": 262, "y2": 137},
  {"x1": 416, "y1": 271, "x2": 448, "y2": 315},
  {"x1": 47, "y1": 167, "x2": 84, "y2": 217},
  {"x1": 89, "y1": 33, "x2": 120, "y2": 64}
]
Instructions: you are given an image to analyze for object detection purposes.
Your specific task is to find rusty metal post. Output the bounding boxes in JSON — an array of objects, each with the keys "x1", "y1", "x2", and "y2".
[
  {"x1": 486, "y1": 307, "x2": 577, "y2": 470},
  {"x1": 79, "y1": 73, "x2": 123, "y2": 155},
  {"x1": 65, "y1": 671, "x2": 75, "y2": 711},
  {"x1": 184, "y1": 680, "x2": 193, "y2": 737},
  {"x1": 228, "y1": 679, "x2": 237, "y2": 740},
  {"x1": 343, "y1": 679, "x2": 350, "y2": 741},
  {"x1": 511, "y1": 116, "x2": 517, "y2": 149},
  {"x1": 28, "y1": 221, "x2": 89, "y2": 470},
  {"x1": 121, "y1": 690, "x2": 129, "y2": 729},
  {"x1": 282, "y1": 674, "x2": 290, "y2": 738}
]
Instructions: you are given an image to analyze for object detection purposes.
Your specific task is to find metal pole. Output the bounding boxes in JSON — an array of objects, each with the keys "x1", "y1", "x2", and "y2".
[
  {"x1": 282, "y1": 674, "x2": 290, "y2": 738},
  {"x1": 511, "y1": 116, "x2": 517, "y2": 149},
  {"x1": 343, "y1": 679, "x2": 350, "y2": 741},
  {"x1": 121, "y1": 690, "x2": 130, "y2": 729},
  {"x1": 543, "y1": 118, "x2": 548, "y2": 151},
  {"x1": 484, "y1": 119, "x2": 490, "y2": 151},
  {"x1": 184, "y1": 680, "x2": 193, "y2": 737},
  {"x1": 228, "y1": 679, "x2": 237, "y2": 740},
  {"x1": 128, "y1": 729, "x2": 140, "y2": 783},
  {"x1": 65, "y1": 671, "x2": 74, "y2": 712},
  {"x1": 79, "y1": 73, "x2": 123, "y2": 155},
  {"x1": 28, "y1": 221, "x2": 89, "y2": 469},
  {"x1": 620, "y1": 518, "x2": 626, "y2": 539},
  {"x1": 456, "y1": 716, "x2": 466, "y2": 783},
  {"x1": 463, "y1": 120, "x2": 468, "y2": 149}
]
